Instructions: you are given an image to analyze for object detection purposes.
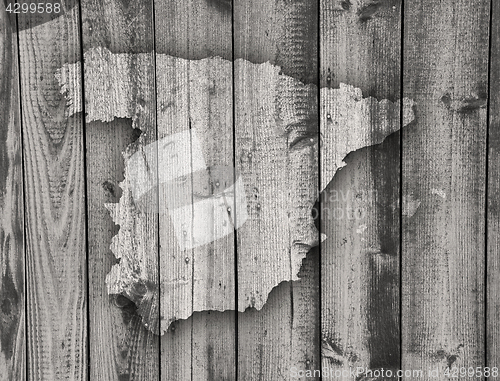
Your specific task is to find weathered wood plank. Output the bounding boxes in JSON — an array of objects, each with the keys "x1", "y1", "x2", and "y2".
[
  {"x1": 319, "y1": 0, "x2": 401, "y2": 95},
  {"x1": 402, "y1": 0, "x2": 489, "y2": 377},
  {"x1": 487, "y1": 0, "x2": 500, "y2": 370},
  {"x1": 0, "y1": 6, "x2": 25, "y2": 381},
  {"x1": 79, "y1": 1, "x2": 160, "y2": 380},
  {"x1": 319, "y1": 0, "x2": 402, "y2": 377},
  {"x1": 154, "y1": 0, "x2": 235, "y2": 379},
  {"x1": 234, "y1": 1, "x2": 320, "y2": 379},
  {"x1": 319, "y1": 92, "x2": 409, "y2": 376},
  {"x1": 17, "y1": 4, "x2": 87, "y2": 380}
]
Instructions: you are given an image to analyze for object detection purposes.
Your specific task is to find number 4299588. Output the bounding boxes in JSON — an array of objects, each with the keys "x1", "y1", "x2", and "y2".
[
  {"x1": 6, "y1": 3, "x2": 61, "y2": 13},
  {"x1": 444, "y1": 367, "x2": 499, "y2": 378}
]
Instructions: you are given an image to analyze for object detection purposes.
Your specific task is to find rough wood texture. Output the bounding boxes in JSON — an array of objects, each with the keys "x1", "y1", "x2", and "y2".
[
  {"x1": 233, "y1": 1, "x2": 320, "y2": 378},
  {"x1": 13, "y1": 3, "x2": 499, "y2": 378},
  {"x1": 61, "y1": 52, "x2": 318, "y2": 315},
  {"x1": 62, "y1": 53, "x2": 329, "y2": 313},
  {"x1": 320, "y1": 90, "x2": 412, "y2": 375},
  {"x1": 79, "y1": 0, "x2": 160, "y2": 379},
  {"x1": 488, "y1": 0, "x2": 500, "y2": 370},
  {"x1": 402, "y1": 0, "x2": 489, "y2": 377},
  {"x1": 0, "y1": 7, "x2": 25, "y2": 381},
  {"x1": 154, "y1": 1, "x2": 235, "y2": 378},
  {"x1": 320, "y1": 3, "x2": 404, "y2": 378},
  {"x1": 17, "y1": 5, "x2": 87, "y2": 380},
  {"x1": 155, "y1": 55, "x2": 236, "y2": 380},
  {"x1": 59, "y1": 51, "x2": 415, "y2": 381},
  {"x1": 319, "y1": 0, "x2": 401, "y2": 95}
]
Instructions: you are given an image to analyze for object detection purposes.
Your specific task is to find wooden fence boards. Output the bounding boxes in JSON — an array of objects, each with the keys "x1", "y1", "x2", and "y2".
[
  {"x1": 17, "y1": 4, "x2": 87, "y2": 380},
  {"x1": 0, "y1": 6, "x2": 25, "y2": 381},
  {"x1": 2, "y1": 1, "x2": 500, "y2": 379},
  {"x1": 79, "y1": 0, "x2": 160, "y2": 380},
  {"x1": 154, "y1": 0, "x2": 235, "y2": 379},
  {"x1": 402, "y1": 0, "x2": 490, "y2": 377},
  {"x1": 234, "y1": 1, "x2": 320, "y2": 379},
  {"x1": 320, "y1": 0, "x2": 402, "y2": 377},
  {"x1": 488, "y1": 0, "x2": 500, "y2": 369}
]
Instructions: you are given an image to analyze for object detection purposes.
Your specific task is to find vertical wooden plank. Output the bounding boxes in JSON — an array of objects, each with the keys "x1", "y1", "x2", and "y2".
[
  {"x1": 234, "y1": 1, "x2": 320, "y2": 379},
  {"x1": 488, "y1": 0, "x2": 500, "y2": 369},
  {"x1": 320, "y1": 0, "x2": 402, "y2": 377},
  {"x1": 0, "y1": 6, "x2": 25, "y2": 381},
  {"x1": 403, "y1": 0, "x2": 489, "y2": 377},
  {"x1": 156, "y1": 53, "x2": 192, "y2": 380},
  {"x1": 154, "y1": 0, "x2": 235, "y2": 379},
  {"x1": 319, "y1": 0, "x2": 401, "y2": 94},
  {"x1": 17, "y1": 2, "x2": 88, "y2": 379},
  {"x1": 79, "y1": 1, "x2": 159, "y2": 380}
]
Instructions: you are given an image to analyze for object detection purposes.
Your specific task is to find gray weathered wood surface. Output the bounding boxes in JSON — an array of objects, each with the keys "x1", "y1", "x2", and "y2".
[
  {"x1": 154, "y1": 1, "x2": 236, "y2": 378},
  {"x1": 234, "y1": 1, "x2": 320, "y2": 379},
  {"x1": 0, "y1": 6, "x2": 25, "y2": 381},
  {"x1": 80, "y1": 0, "x2": 160, "y2": 380},
  {"x1": 320, "y1": 1, "x2": 403, "y2": 376},
  {"x1": 17, "y1": 4, "x2": 87, "y2": 380},
  {"x1": 489, "y1": 0, "x2": 500, "y2": 371},
  {"x1": 402, "y1": 0, "x2": 490, "y2": 377},
  {"x1": 1, "y1": 0, "x2": 499, "y2": 379}
]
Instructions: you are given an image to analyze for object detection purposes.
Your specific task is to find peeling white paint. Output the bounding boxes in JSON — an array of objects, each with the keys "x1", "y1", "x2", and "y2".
[
  {"x1": 431, "y1": 188, "x2": 447, "y2": 199},
  {"x1": 356, "y1": 224, "x2": 367, "y2": 234},
  {"x1": 57, "y1": 48, "x2": 415, "y2": 334}
]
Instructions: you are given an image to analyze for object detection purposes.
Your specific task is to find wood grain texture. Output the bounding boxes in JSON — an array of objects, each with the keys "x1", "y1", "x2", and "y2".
[
  {"x1": 8, "y1": 3, "x2": 497, "y2": 379},
  {"x1": 17, "y1": 3, "x2": 87, "y2": 380},
  {"x1": 319, "y1": 0, "x2": 401, "y2": 96},
  {"x1": 154, "y1": 55, "x2": 236, "y2": 379},
  {"x1": 0, "y1": 6, "x2": 25, "y2": 381},
  {"x1": 487, "y1": 0, "x2": 500, "y2": 370},
  {"x1": 80, "y1": 1, "x2": 159, "y2": 379},
  {"x1": 154, "y1": 0, "x2": 235, "y2": 379},
  {"x1": 402, "y1": 0, "x2": 489, "y2": 377},
  {"x1": 320, "y1": 0, "x2": 403, "y2": 377},
  {"x1": 319, "y1": 92, "x2": 409, "y2": 377},
  {"x1": 234, "y1": 1, "x2": 320, "y2": 378}
]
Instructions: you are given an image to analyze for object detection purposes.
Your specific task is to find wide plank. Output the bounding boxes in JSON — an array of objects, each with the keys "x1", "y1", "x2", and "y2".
[
  {"x1": 319, "y1": 0, "x2": 403, "y2": 377},
  {"x1": 402, "y1": 0, "x2": 490, "y2": 377},
  {"x1": 154, "y1": 0, "x2": 235, "y2": 379},
  {"x1": 234, "y1": 1, "x2": 320, "y2": 379},
  {"x1": 79, "y1": 0, "x2": 160, "y2": 379},
  {"x1": 17, "y1": 3, "x2": 87, "y2": 379}
]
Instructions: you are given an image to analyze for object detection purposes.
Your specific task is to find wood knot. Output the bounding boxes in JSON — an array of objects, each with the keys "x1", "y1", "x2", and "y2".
[
  {"x1": 341, "y1": 0, "x2": 352, "y2": 10},
  {"x1": 441, "y1": 92, "x2": 487, "y2": 113},
  {"x1": 358, "y1": 1, "x2": 382, "y2": 21},
  {"x1": 207, "y1": 0, "x2": 232, "y2": 11},
  {"x1": 433, "y1": 344, "x2": 464, "y2": 368},
  {"x1": 114, "y1": 294, "x2": 133, "y2": 308},
  {"x1": 102, "y1": 180, "x2": 116, "y2": 197},
  {"x1": 130, "y1": 281, "x2": 148, "y2": 297}
]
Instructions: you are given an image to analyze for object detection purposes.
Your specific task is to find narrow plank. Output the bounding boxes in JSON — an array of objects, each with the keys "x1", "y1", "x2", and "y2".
[
  {"x1": 0, "y1": 6, "x2": 25, "y2": 381},
  {"x1": 79, "y1": 0, "x2": 160, "y2": 380},
  {"x1": 17, "y1": 4, "x2": 87, "y2": 380},
  {"x1": 234, "y1": 1, "x2": 320, "y2": 379},
  {"x1": 487, "y1": 0, "x2": 500, "y2": 370},
  {"x1": 319, "y1": 0, "x2": 402, "y2": 377},
  {"x1": 402, "y1": 0, "x2": 490, "y2": 377},
  {"x1": 154, "y1": 0, "x2": 235, "y2": 379}
]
